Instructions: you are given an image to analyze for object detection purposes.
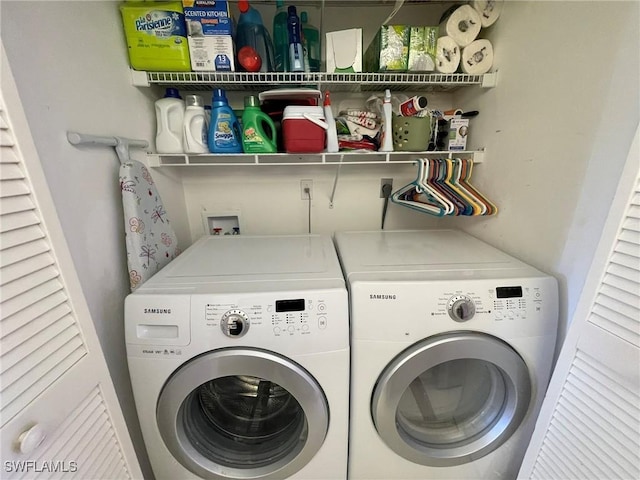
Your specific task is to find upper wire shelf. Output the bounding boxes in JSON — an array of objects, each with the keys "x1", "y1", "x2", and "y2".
[{"x1": 131, "y1": 70, "x2": 497, "y2": 92}]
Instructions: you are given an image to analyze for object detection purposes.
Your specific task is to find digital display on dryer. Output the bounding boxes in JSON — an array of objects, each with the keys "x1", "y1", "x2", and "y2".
[
  {"x1": 275, "y1": 299, "x2": 305, "y2": 312},
  {"x1": 496, "y1": 286, "x2": 523, "y2": 298}
]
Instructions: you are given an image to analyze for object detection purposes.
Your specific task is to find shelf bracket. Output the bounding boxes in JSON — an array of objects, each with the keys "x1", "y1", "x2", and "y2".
[{"x1": 329, "y1": 156, "x2": 344, "y2": 209}]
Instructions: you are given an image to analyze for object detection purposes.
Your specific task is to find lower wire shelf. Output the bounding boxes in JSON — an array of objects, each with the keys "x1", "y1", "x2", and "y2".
[{"x1": 146, "y1": 150, "x2": 485, "y2": 167}]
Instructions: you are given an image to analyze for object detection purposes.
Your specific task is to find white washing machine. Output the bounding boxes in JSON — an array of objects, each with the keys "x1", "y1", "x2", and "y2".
[
  {"x1": 125, "y1": 234, "x2": 349, "y2": 480},
  {"x1": 334, "y1": 230, "x2": 558, "y2": 480}
]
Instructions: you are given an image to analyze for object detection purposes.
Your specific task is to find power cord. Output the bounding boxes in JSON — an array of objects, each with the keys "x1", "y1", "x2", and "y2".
[
  {"x1": 304, "y1": 187, "x2": 311, "y2": 233},
  {"x1": 381, "y1": 183, "x2": 393, "y2": 229}
]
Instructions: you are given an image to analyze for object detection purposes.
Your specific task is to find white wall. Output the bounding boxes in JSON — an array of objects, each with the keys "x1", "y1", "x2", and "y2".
[
  {"x1": 1, "y1": 0, "x2": 638, "y2": 476},
  {"x1": 453, "y1": 1, "x2": 639, "y2": 342}
]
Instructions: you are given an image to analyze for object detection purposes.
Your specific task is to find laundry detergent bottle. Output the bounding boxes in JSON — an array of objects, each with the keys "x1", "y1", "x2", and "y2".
[
  {"x1": 235, "y1": 0, "x2": 275, "y2": 72},
  {"x1": 208, "y1": 89, "x2": 242, "y2": 153},
  {"x1": 155, "y1": 87, "x2": 185, "y2": 153},
  {"x1": 273, "y1": 0, "x2": 289, "y2": 72},
  {"x1": 241, "y1": 96, "x2": 277, "y2": 153},
  {"x1": 183, "y1": 94, "x2": 208, "y2": 154}
]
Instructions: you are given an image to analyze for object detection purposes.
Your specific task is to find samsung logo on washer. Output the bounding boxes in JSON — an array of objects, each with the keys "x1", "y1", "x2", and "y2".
[
  {"x1": 144, "y1": 308, "x2": 172, "y2": 314},
  {"x1": 369, "y1": 294, "x2": 397, "y2": 300}
]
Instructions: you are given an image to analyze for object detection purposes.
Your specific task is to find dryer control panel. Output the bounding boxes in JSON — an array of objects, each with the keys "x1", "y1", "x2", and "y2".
[{"x1": 435, "y1": 283, "x2": 548, "y2": 324}]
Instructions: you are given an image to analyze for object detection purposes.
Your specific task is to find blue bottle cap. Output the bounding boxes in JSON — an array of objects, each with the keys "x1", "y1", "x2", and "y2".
[
  {"x1": 164, "y1": 87, "x2": 181, "y2": 99},
  {"x1": 213, "y1": 89, "x2": 227, "y2": 101},
  {"x1": 288, "y1": 5, "x2": 297, "y2": 15}
]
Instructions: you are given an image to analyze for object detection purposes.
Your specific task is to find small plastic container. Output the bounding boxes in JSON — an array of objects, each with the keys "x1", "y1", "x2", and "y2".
[
  {"x1": 392, "y1": 114, "x2": 432, "y2": 151},
  {"x1": 282, "y1": 106, "x2": 327, "y2": 153}
]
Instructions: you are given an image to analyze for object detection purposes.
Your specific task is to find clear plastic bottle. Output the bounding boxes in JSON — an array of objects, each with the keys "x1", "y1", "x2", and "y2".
[
  {"x1": 273, "y1": 0, "x2": 289, "y2": 72},
  {"x1": 380, "y1": 89, "x2": 394, "y2": 152},
  {"x1": 235, "y1": 0, "x2": 275, "y2": 72},
  {"x1": 287, "y1": 5, "x2": 305, "y2": 72},
  {"x1": 183, "y1": 95, "x2": 208, "y2": 154},
  {"x1": 301, "y1": 11, "x2": 320, "y2": 72},
  {"x1": 208, "y1": 89, "x2": 242, "y2": 153},
  {"x1": 323, "y1": 91, "x2": 339, "y2": 153},
  {"x1": 155, "y1": 87, "x2": 185, "y2": 154}
]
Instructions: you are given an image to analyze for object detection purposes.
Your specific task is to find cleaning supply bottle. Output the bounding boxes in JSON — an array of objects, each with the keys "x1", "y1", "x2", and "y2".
[
  {"x1": 323, "y1": 91, "x2": 339, "y2": 153},
  {"x1": 287, "y1": 5, "x2": 305, "y2": 72},
  {"x1": 241, "y1": 96, "x2": 277, "y2": 153},
  {"x1": 301, "y1": 11, "x2": 320, "y2": 72},
  {"x1": 208, "y1": 89, "x2": 242, "y2": 153},
  {"x1": 273, "y1": 0, "x2": 289, "y2": 72},
  {"x1": 183, "y1": 95, "x2": 208, "y2": 154},
  {"x1": 155, "y1": 87, "x2": 185, "y2": 154},
  {"x1": 235, "y1": 0, "x2": 275, "y2": 72},
  {"x1": 380, "y1": 89, "x2": 394, "y2": 152}
]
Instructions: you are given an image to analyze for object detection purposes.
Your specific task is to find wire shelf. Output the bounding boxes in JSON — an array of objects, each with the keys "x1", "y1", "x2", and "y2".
[
  {"x1": 147, "y1": 150, "x2": 485, "y2": 167},
  {"x1": 135, "y1": 71, "x2": 497, "y2": 92}
]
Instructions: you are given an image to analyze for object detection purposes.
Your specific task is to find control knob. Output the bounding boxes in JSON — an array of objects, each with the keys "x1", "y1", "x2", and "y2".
[
  {"x1": 447, "y1": 295, "x2": 476, "y2": 322},
  {"x1": 221, "y1": 310, "x2": 249, "y2": 338}
]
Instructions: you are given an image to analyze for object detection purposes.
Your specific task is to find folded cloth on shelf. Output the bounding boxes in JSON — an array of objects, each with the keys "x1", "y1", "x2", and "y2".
[
  {"x1": 435, "y1": 36, "x2": 461, "y2": 73},
  {"x1": 120, "y1": 159, "x2": 179, "y2": 291},
  {"x1": 439, "y1": 4, "x2": 481, "y2": 47},
  {"x1": 461, "y1": 39, "x2": 494, "y2": 75},
  {"x1": 471, "y1": 0, "x2": 503, "y2": 27}
]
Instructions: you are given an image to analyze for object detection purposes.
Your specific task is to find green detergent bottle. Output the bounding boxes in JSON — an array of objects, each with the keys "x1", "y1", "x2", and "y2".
[{"x1": 241, "y1": 96, "x2": 277, "y2": 153}]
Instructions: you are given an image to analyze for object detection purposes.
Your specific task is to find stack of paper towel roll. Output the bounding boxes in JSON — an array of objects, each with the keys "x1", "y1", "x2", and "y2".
[{"x1": 435, "y1": 0, "x2": 502, "y2": 75}]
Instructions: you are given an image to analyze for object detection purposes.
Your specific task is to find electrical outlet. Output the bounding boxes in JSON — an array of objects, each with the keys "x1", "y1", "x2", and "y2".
[
  {"x1": 380, "y1": 178, "x2": 393, "y2": 198},
  {"x1": 301, "y1": 179, "x2": 313, "y2": 200}
]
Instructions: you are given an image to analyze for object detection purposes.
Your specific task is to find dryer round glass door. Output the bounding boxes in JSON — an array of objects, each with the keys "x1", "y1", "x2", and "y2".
[
  {"x1": 157, "y1": 348, "x2": 329, "y2": 479},
  {"x1": 371, "y1": 332, "x2": 532, "y2": 467}
]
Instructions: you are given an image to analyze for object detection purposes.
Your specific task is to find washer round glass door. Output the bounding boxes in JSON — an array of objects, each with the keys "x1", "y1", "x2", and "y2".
[
  {"x1": 371, "y1": 332, "x2": 532, "y2": 467},
  {"x1": 157, "y1": 348, "x2": 329, "y2": 479}
]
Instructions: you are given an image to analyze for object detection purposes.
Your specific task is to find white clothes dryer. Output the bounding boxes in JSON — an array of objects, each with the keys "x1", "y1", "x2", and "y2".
[
  {"x1": 334, "y1": 230, "x2": 558, "y2": 480},
  {"x1": 125, "y1": 235, "x2": 349, "y2": 480}
]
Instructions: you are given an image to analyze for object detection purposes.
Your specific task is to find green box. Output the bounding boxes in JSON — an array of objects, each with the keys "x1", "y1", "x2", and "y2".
[
  {"x1": 364, "y1": 25, "x2": 410, "y2": 72},
  {"x1": 408, "y1": 27, "x2": 438, "y2": 72}
]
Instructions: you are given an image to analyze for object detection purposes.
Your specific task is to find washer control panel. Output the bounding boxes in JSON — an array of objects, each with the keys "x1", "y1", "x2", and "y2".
[{"x1": 205, "y1": 296, "x2": 334, "y2": 338}]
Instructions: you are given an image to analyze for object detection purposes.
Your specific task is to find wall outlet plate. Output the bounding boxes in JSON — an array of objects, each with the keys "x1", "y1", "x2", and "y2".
[{"x1": 301, "y1": 179, "x2": 313, "y2": 199}]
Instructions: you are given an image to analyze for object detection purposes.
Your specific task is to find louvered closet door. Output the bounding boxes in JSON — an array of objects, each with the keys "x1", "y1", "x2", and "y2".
[
  {"x1": 0, "y1": 45, "x2": 143, "y2": 479},
  {"x1": 518, "y1": 127, "x2": 640, "y2": 480}
]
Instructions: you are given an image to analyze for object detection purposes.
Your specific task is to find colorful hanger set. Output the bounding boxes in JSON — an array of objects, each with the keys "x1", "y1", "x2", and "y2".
[{"x1": 391, "y1": 158, "x2": 497, "y2": 217}]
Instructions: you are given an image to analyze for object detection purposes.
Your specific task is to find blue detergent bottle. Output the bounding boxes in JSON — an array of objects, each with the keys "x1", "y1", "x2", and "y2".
[
  {"x1": 235, "y1": 0, "x2": 275, "y2": 72},
  {"x1": 208, "y1": 89, "x2": 242, "y2": 153}
]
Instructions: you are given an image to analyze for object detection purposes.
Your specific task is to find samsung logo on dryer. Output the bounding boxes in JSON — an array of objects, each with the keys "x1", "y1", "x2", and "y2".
[
  {"x1": 369, "y1": 294, "x2": 397, "y2": 300},
  {"x1": 144, "y1": 308, "x2": 172, "y2": 314}
]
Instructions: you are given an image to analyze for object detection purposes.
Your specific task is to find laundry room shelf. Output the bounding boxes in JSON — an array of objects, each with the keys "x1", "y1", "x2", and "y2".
[
  {"x1": 131, "y1": 70, "x2": 497, "y2": 93},
  {"x1": 146, "y1": 150, "x2": 485, "y2": 167}
]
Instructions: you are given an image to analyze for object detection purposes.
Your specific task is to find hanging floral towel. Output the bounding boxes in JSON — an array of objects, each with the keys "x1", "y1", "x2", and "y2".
[{"x1": 120, "y1": 160, "x2": 178, "y2": 291}]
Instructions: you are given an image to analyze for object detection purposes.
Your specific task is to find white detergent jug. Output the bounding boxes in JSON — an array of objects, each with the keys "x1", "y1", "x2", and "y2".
[
  {"x1": 183, "y1": 95, "x2": 209, "y2": 154},
  {"x1": 155, "y1": 88, "x2": 185, "y2": 153}
]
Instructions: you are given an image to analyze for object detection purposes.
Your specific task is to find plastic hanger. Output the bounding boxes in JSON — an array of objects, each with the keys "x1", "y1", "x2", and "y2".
[{"x1": 391, "y1": 160, "x2": 446, "y2": 216}]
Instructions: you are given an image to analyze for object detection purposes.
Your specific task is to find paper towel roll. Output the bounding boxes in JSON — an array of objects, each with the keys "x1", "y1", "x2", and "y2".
[
  {"x1": 472, "y1": 0, "x2": 503, "y2": 28},
  {"x1": 461, "y1": 39, "x2": 493, "y2": 75},
  {"x1": 439, "y1": 5, "x2": 481, "y2": 48},
  {"x1": 435, "y1": 36, "x2": 460, "y2": 74}
]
